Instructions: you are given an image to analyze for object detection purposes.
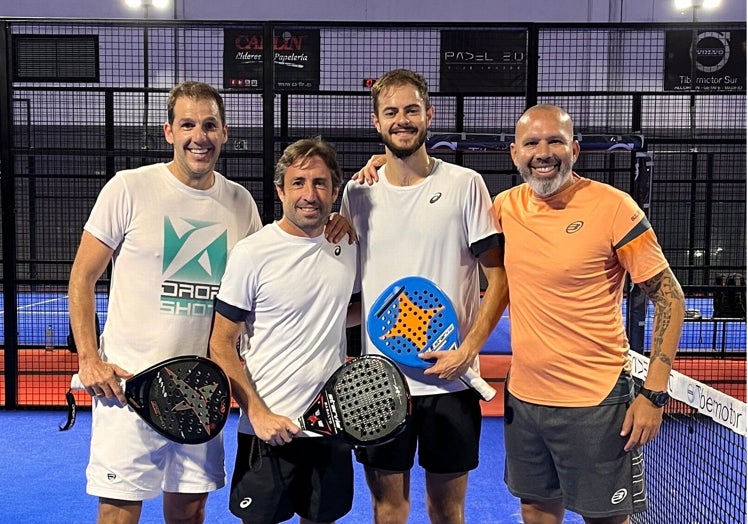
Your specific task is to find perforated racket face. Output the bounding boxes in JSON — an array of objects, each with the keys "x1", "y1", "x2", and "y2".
[
  {"x1": 367, "y1": 276, "x2": 461, "y2": 368},
  {"x1": 331, "y1": 355, "x2": 410, "y2": 445},
  {"x1": 126, "y1": 356, "x2": 231, "y2": 445}
]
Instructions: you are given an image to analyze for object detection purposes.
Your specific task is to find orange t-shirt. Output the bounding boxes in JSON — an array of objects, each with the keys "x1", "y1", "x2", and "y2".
[{"x1": 494, "y1": 175, "x2": 669, "y2": 406}]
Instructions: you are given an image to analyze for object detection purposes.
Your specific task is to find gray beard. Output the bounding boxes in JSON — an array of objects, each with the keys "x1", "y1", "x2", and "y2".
[
  {"x1": 518, "y1": 165, "x2": 572, "y2": 197},
  {"x1": 523, "y1": 174, "x2": 566, "y2": 197}
]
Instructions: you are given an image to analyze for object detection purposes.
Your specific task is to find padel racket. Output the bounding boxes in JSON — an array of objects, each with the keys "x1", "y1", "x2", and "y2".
[
  {"x1": 367, "y1": 276, "x2": 497, "y2": 401},
  {"x1": 68, "y1": 355, "x2": 231, "y2": 445},
  {"x1": 298, "y1": 355, "x2": 410, "y2": 446}
]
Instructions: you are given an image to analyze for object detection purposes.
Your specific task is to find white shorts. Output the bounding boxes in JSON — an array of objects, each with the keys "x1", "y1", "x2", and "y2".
[{"x1": 86, "y1": 397, "x2": 226, "y2": 501}]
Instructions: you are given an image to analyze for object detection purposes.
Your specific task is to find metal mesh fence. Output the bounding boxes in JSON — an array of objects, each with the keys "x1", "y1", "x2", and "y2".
[{"x1": 0, "y1": 20, "x2": 744, "y2": 416}]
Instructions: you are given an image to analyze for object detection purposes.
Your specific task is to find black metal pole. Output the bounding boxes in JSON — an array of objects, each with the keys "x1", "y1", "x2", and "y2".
[{"x1": 0, "y1": 21, "x2": 19, "y2": 408}]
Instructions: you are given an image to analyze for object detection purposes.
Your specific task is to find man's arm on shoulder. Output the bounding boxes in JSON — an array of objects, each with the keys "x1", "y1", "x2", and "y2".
[
  {"x1": 324, "y1": 212, "x2": 357, "y2": 244},
  {"x1": 351, "y1": 154, "x2": 386, "y2": 185}
]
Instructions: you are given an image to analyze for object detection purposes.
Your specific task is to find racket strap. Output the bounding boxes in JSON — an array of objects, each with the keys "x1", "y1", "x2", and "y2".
[
  {"x1": 58, "y1": 389, "x2": 77, "y2": 432},
  {"x1": 247, "y1": 435, "x2": 264, "y2": 472}
]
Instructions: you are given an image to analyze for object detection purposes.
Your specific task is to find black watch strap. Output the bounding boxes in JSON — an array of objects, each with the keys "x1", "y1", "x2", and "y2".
[{"x1": 639, "y1": 386, "x2": 669, "y2": 407}]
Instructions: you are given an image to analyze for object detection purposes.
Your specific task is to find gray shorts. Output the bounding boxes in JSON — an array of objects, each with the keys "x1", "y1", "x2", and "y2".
[{"x1": 503, "y1": 375, "x2": 647, "y2": 519}]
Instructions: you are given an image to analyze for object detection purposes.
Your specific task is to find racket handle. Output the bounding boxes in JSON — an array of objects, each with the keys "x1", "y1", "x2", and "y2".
[
  {"x1": 70, "y1": 374, "x2": 84, "y2": 389},
  {"x1": 461, "y1": 368, "x2": 497, "y2": 402},
  {"x1": 69, "y1": 374, "x2": 125, "y2": 391}
]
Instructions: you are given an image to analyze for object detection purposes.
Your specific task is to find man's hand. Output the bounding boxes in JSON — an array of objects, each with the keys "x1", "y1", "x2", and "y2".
[
  {"x1": 325, "y1": 213, "x2": 357, "y2": 244},
  {"x1": 620, "y1": 395, "x2": 664, "y2": 451},
  {"x1": 420, "y1": 348, "x2": 473, "y2": 381},
  {"x1": 251, "y1": 409, "x2": 302, "y2": 446},
  {"x1": 351, "y1": 154, "x2": 386, "y2": 185},
  {"x1": 77, "y1": 361, "x2": 132, "y2": 405}
]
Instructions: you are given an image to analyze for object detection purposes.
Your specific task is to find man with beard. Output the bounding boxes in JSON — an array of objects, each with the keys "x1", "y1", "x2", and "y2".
[
  {"x1": 209, "y1": 137, "x2": 358, "y2": 524},
  {"x1": 340, "y1": 68, "x2": 508, "y2": 524},
  {"x1": 494, "y1": 104, "x2": 685, "y2": 524}
]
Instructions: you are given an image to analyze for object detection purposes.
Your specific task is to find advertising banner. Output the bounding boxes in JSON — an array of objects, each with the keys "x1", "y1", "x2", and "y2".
[
  {"x1": 224, "y1": 28, "x2": 320, "y2": 91},
  {"x1": 664, "y1": 29, "x2": 745, "y2": 92},
  {"x1": 439, "y1": 30, "x2": 526, "y2": 93}
]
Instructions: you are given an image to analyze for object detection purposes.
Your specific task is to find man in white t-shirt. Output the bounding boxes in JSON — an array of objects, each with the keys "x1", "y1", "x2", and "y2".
[
  {"x1": 68, "y1": 81, "x2": 262, "y2": 524},
  {"x1": 209, "y1": 137, "x2": 358, "y2": 524},
  {"x1": 340, "y1": 68, "x2": 509, "y2": 524}
]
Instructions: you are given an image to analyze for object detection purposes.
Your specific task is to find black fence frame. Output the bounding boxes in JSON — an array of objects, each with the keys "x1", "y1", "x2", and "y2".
[{"x1": 0, "y1": 19, "x2": 745, "y2": 409}]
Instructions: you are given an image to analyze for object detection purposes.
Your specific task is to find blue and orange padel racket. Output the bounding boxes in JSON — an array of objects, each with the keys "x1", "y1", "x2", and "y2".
[{"x1": 367, "y1": 276, "x2": 496, "y2": 401}]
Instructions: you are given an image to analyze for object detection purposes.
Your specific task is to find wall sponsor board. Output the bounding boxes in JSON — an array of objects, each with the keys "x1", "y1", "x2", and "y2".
[
  {"x1": 223, "y1": 28, "x2": 320, "y2": 91},
  {"x1": 664, "y1": 29, "x2": 745, "y2": 92},
  {"x1": 439, "y1": 29, "x2": 526, "y2": 94}
]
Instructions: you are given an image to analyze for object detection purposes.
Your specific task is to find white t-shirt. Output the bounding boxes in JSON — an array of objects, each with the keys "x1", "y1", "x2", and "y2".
[
  {"x1": 215, "y1": 222, "x2": 358, "y2": 435},
  {"x1": 84, "y1": 162, "x2": 262, "y2": 373},
  {"x1": 340, "y1": 158, "x2": 498, "y2": 396}
]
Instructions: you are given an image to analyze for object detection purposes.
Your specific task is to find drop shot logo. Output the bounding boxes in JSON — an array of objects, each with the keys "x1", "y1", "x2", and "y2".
[{"x1": 160, "y1": 217, "x2": 228, "y2": 317}]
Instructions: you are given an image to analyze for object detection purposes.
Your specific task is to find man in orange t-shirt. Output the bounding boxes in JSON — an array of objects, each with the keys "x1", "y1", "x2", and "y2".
[{"x1": 494, "y1": 104, "x2": 685, "y2": 524}]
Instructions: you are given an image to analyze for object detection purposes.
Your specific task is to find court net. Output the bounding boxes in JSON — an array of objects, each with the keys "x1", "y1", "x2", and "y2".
[{"x1": 629, "y1": 351, "x2": 747, "y2": 524}]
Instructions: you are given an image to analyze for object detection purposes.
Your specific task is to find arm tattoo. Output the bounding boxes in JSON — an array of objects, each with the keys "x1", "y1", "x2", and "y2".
[
  {"x1": 650, "y1": 348, "x2": 672, "y2": 368},
  {"x1": 639, "y1": 270, "x2": 683, "y2": 367}
]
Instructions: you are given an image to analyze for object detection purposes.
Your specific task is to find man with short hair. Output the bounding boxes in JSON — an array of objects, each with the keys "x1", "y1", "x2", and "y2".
[
  {"x1": 209, "y1": 137, "x2": 359, "y2": 524},
  {"x1": 341, "y1": 69, "x2": 508, "y2": 524},
  {"x1": 496, "y1": 104, "x2": 685, "y2": 524},
  {"x1": 69, "y1": 81, "x2": 263, "y2": 524}
]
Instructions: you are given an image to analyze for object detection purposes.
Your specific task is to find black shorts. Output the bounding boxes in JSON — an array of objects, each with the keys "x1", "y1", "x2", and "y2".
[
  {"x1": 355, "y1": 389, "x2": 481, "y2": 474},
  {"x1": 229, "y1": 433, "x2": 353, "y2": 524}
]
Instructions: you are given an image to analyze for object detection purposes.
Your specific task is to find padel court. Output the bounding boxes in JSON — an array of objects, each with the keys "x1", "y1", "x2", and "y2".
[{"x1": 0, "y1": 17, "x2": 745, "y2": 524}]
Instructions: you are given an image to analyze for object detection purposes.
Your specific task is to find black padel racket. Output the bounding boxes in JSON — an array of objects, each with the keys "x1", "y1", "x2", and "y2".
[
  {"x1": 367, "y1": 276, "x2": 496, "y2": 401},
  {"x1": 298, "y1": 355, "x2": 410, "y2": 446},
  {"x1": 69, "y1": 355, "x2": 231, "y2": 445}
]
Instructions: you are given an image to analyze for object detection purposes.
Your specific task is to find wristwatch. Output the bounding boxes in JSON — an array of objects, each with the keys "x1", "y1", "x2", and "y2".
[{"x1": 638, "y1": 386, "x2": 669, "y2": 407}]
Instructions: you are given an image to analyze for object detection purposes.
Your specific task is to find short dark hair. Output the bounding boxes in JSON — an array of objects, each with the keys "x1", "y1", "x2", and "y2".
[
  {"x1": 371, "y1": 69, "x2": 430, "y2": 115},
  {"x1": 274, "y1": 137, "x2": 343, "y2": 189},
  {"x1": 166, "y1": 81, "x2": 226, "y2": 126}
]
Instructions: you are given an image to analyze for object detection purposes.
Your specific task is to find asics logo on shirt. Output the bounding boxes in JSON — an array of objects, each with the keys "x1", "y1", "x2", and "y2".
[
  {"x1": 335, "y1": 245, "x2": 342, "y2": 256},
  {"x1": 239, "y1": 497, "x2": 253, "y2": 508},
  {"x1": 429, "y1": 192, "x2": 442, "y2": 204},
  {"x1": 565, "y1": 221, "x2": 584, "y2": 234}
]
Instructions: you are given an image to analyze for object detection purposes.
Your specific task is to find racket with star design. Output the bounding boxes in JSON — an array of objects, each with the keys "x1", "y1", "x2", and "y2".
[
  {"x1": 68, "y1": 355, "x2": 231, "y2": 445},
  {"x1": 298, "y1": 355, "x2": 410, "y2": 446},
  {"x1": 367, "y1": 276, "x2": 497, "y2": 401}
]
